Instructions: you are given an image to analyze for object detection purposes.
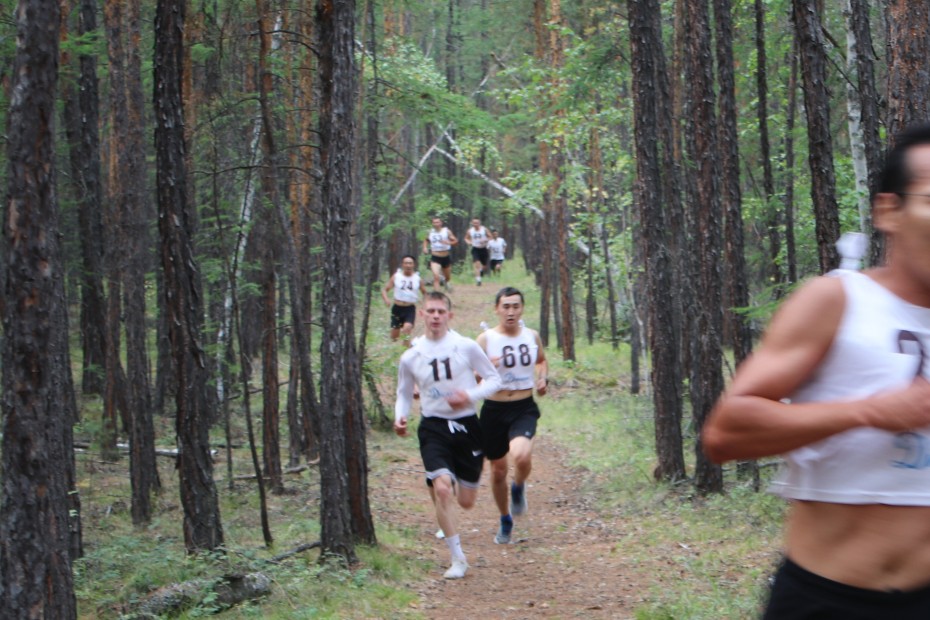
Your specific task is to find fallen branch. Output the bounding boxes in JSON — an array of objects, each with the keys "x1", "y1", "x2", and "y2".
[
  {"x1": 268, "y1": 541, "x2": 322, "y2": 564},
  {"x1": 125, "y1": 572, "x2": 272, "y2": 619}
]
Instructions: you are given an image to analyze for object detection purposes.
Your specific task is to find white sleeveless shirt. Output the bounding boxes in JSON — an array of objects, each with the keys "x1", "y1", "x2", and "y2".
[
  {"x1": 428, "y1": 228, "x2": 453, "y2": 252},
  {"x1": 483, "y1": 327, "x2": 538, "y2": 391},
  {"x1": 469, "y1": 226, "x2": 489, "y2": 248},
  {"x1": 392, "y1": 270, "x2": 421, "y2": 304},
  {"x1": 770, "y1": 270, "x2": 930, "y2": 505}
]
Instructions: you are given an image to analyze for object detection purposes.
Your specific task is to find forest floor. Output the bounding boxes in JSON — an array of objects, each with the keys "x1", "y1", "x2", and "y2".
[{"x1": 370, "y1": 272, "x2": 651, "y2": 619}]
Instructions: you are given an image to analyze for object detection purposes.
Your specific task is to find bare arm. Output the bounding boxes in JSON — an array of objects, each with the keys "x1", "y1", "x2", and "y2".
[
  {"x1": 703, "y1": 275, "x2": 930, "y2": 462},
  {"x1": 533, "y1": 330, "x2": 549, "y2": 395},
  {"x1": 381, "y1": 276, "x2": 394, "y2": 306}
]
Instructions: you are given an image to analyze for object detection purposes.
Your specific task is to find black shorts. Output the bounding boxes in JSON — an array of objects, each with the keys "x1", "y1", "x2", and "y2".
[
  {"x1": 417, "y1": 415, "x2": 484, "y2": 489},
  {"x1": 471, "y1": 247, "x2": 490, "y2": 266},
  {"x1": 763, "y1": 558, "x2": 930, "y2": 619},
  {"x1": 490, "y1": 259, "x2": 504, "y2": 270},
  {"x1": 430, "y1": 254, "x2": 452, "y2": 268},
  {"x1": 479, "y1": 396, "x2": 540, "y2": 461},
  {"x1": 390, "y1": 304, "x2": 416, "y2": 329}
]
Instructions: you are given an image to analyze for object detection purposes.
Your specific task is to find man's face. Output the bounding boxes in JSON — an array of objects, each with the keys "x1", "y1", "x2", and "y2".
[
  {"x1": 432, "y1": 218, "x2": 443, "y2": 230},
  {"x1": 495, "y1": 294, "x2": 524, "y2": 328},
  {"x1": 885, "y1": 145, "x2": 930, "y2": 289},
  {"x1": 422, "y1": 298, "x2": 452, "y2": 335},
  {"x1": 401, "y1": 257, "x2": 416, "y2": 274},
  {"x1": 472, "y1": 219, "x2": 481, "y2": 229}
]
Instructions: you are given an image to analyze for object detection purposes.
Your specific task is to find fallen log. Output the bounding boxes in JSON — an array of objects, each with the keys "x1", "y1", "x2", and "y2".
[{"x1": 125, "y1": 572, "x2": 272, "y2": 619}]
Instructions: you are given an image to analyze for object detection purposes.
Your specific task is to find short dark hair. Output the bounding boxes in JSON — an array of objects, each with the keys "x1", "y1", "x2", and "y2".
[
  {"x1": 876, "y1": 122, "x2": 930, "y2": 196},
  {"x1": 425, "y1": 291, "x2": 452, "y2": 309},
  {"x1": 495, "y1": 286, "x2": 524, "y2": 306},
  {"x1": 401, "y1": 254, "x2": 417, "y2": 265}
]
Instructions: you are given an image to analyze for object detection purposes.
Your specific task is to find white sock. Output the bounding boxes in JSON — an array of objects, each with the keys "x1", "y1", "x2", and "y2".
[{"x1": 445, "y1": 534, "x2": 466, "y2": 563}]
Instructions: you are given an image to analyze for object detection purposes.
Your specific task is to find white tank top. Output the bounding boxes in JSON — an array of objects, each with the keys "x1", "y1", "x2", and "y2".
[
  {"x1": 469, "y1": 226, "x2": 489, "y2": 248},
  {"x1": 428, "y1": 228, "x2": 453, "y2": 252},
  {"x1": 392, "y1": 270, "x2": 420, "y2": 304},
  {"x1": 489, "y1": 237, "x2": 506, "y2": 260},
  {"x1": 483, "y1": 327, "x2": 538, "y2": 391},
  {"x1": 770, "y1": 270, "x2": 930, "y2": 505}
]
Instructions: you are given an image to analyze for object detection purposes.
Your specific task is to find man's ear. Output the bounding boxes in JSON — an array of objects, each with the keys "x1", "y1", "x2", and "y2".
[{"x1": 872, "y1": 192, "x2": 903, "y2": 234}]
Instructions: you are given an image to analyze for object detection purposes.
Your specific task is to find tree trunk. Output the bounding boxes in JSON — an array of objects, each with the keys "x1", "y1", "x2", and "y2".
[
  {"x1": 316, "y1": 0, "x2": 373, "y2": 559},
  {"x1": 154, "y1": 0, "x2": 224, "y2": 553},
  {"x1": 628, "y1": 0, "x2": 685, "y2": 482},
  {"x1": 682, "y1": 0, "x2": 724, "y2": 494},
  {"x1": 846, "y1": 0, "x2": 883, "y2": 266},
  {"x1": 62, "y1": 0, "x2": 107, "y2": 398},
  {"x1": 754, "y1": 0, "x2": 783, "y2": 295},
  {"x1": 885, "y1": 1, "x2": 930, "y2": 143},
  {"x1": 1, "y1": 0, "x2": 78, "y2": 615},
  {"x1": 792, "y1": 0, "x2": 840, "y2": 273}
]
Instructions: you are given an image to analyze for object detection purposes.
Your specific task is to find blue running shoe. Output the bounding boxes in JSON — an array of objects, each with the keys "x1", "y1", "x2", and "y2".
[{"x1": 494, "y1": 515, "x2": 513, "y2": 544}]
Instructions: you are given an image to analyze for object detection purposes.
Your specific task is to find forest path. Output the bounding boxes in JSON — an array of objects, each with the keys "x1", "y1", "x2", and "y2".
[{"x1": 371, "y1": 274, "x2": 645, "y2": 619}]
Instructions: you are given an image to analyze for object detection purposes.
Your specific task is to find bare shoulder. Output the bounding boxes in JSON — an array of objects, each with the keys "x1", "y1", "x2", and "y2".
[{"x1": 727, "y1": 275, "x2": 846, "y2": 400}]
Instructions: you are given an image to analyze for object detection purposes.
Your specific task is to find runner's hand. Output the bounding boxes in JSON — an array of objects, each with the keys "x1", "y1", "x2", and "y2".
[
  {"x1": 394, "y1": 418, "x2": 408, "y2": 437},
  {"x1": 863, "y1": 378, "x2": 930, "y2": 431}
]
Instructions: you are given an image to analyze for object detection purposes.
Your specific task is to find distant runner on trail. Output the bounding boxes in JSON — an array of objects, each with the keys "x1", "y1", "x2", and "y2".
[
  {"x1": 476, "y1": 287, "x2": 548, "y2": 545},
  {"x1": 422, "y1": 216, "x2": 457, "y2": 292},
  {"x1": 487, "y1": 228, "x2": 507, "y2": 277},
  {"x1": 464, "y1": 217, "x2": 491, "y2": 287},
  {"x1": 381, "y1": 254, "x2": 428, "y2": 345},
  {"x1": 704, "y1": 123, "x2": 930, "y2": 619},
  {"x1": 394, "y1": 292, "x2": 501, "y2": 579}
]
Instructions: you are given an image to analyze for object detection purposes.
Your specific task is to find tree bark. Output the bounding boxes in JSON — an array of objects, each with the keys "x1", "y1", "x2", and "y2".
[
  {"x1": 317, "y1": 0, "x2": 374, "y2": 559},
  {"x1": 885, "y1": 1, "x2": 930, "y2": 143},
  {"x1": 628, "y1": 0, "x2": 685, "y2": 482},
  {"x1": 154, "y1": 0, "x2": 224, "y2": 553},
  {"x1": 792, "y1": 0, "x2": 840, "y2": 273},
  {"x1": 1, "y1": 0, "x2": 78, "y2": 615},
  {"x1": 62, "y1": 0, "x2": 107, "y2": 398}
]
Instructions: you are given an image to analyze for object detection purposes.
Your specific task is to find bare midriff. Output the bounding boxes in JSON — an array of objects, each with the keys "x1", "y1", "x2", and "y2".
[
  {"x1": 785, "y1": 500, "x2": 930, "y2": 591},
  {"x1": 393, "y1": 300, "x2": 415, "y2": 307},
  {"x1": 431, "y1": 250, "x2": 450, "y2": 257},
  {"x1": 487, "y1": 387, "x2": 533, "y2": 403}
]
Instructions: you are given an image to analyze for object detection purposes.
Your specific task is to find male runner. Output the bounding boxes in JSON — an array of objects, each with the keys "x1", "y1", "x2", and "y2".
[
  {"x1": 464, "y1": 218, "x2": 491, "y2": 286},
  {"x1": 487, "y1": 228, "x2": 507, "y2": 277},
  {"x1": 476, "y1": 287, "x2": 548, "y2": 544},
  {"x1": 395, "y1": 292, "x2": 501, "y2": 579},
  {"x1": 422, "y1": 217, "x2": 457, "y2": 291},
  {"x1": 704, "y1": 123, "x2": 930, "y2": 618},
  {"x1": 381, "y1": 254, "x2": 428, "y2": 344}
]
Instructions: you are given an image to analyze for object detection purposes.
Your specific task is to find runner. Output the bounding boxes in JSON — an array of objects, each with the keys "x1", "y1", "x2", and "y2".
[
  {"x1": 487, "y1": 228, "x2": 507, "y2": 277},
  {"x1": 381, "y1": 254, "x2": 428, "y2": 344},
  {"x1": 703, "y1": 123, "x2": 930, "y2": 618},
  {"x1": 464, "y1": 218, "x2": 491, "y2": 286},
  {"x1": 476, "y1": 287, "x2": 548, "y2": 545},
  {"x1": 422, "y1": 216, "x2": 457, "y2": 291},
  {"x1": 394, "y1": 292, "x2": 501, "y2": 579}
]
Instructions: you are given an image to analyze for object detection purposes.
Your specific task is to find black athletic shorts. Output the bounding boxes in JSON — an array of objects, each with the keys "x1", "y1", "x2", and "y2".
[
  {"x1": 490, "y1": 259, "x2": 504, "y2": 270},
  {"x1": 430, "y1": 254, "x2": 452, "y2": 268},
  {"x1": 417, "y1": 414, "x2": 484, "y2": 489},
  {"x1": 471, "y1": 247, "x2": 490, "y2": 266},
  {"x1": 479, "y1": 396, "x2": 540, "y2": 461},
  {"x1": 390, "y1": 304, "x2": 416, "y2": 329},
  {"x1": 763, "y1": 557, "x2": 930, "y2": 619}
]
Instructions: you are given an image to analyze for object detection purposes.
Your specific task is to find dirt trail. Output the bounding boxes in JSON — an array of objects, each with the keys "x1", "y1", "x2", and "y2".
[{"x1": 372, "y1": 277, "x2": 644, "y2": 619}]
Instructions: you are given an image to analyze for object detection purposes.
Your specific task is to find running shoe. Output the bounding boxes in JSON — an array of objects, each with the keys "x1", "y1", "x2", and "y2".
[
  {"x1": 511, "y1": 483, "x2": 527, "y2": 516},
  {"x1": 443, "y1": 559, "x2": 468, "y2": 579},
  {"x1": 494, "y1": 516, "x2": 513, "y2": 544}
]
